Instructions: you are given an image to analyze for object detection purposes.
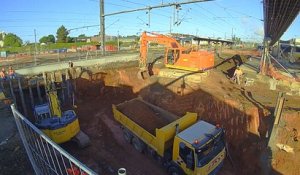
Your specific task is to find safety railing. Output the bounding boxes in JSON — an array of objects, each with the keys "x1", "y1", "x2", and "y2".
[{"x1": 11, "y1": 104, "x2": 97, "y2": 175}]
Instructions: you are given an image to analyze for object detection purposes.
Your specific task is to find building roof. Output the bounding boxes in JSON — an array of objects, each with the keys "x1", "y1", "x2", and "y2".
[{"x1": 193, "y1": 37, "x2": 234, "y2": 45}]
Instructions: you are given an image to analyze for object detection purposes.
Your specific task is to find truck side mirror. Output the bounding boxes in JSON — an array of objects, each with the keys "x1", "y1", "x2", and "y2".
[{"x1": 186, "y1": 153, "x2": 194, "y2": 170}]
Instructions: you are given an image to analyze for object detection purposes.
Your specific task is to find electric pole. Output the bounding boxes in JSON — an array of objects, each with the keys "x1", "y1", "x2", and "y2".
[
  {"x1": 169, "y1": 16, "x2": 172, "y2": 33},
  {"x1": 148, "y1": 10, "x2": 151, "y2": 28},
  {"x1": 117, "y1": 30, "x2": 120, "y2": 52},
  {"x1": 34, "y1": 29, "x2": 37, "y2": 65},
  {"x1": 100, "y1": 0, "x2": 105, "y2": 55}
]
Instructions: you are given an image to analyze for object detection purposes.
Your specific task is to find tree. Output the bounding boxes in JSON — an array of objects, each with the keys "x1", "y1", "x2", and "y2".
[
  {"x1": 39, "y1": 34, "x2": 55, "y2": 43},
  {"x1": 39, "y1": 36, "x2": 49, "y2": 43},
  {"x1": 56, "y1": 25, "x2": 69, "y2": 43},
  {"x1": 67, "y1": 36, "x2": 75, "y2": 43},
  {"x1": 48, "y1": 35, "x2": 55, "y2": 43},
  {"x1": 232, "y1": 35, "x2": 241, "y2": 44},
  {"x1": 78, "y1": 34, "x2": 86, "y2": 38},
  {"x1": 3, "y1": 33, "x2": 23, "y2": 47}
]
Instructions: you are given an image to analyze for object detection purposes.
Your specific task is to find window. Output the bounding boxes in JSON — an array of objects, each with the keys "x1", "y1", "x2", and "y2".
[
  {"x1": 196, "y1": 131, "x2": 225, "y2": 167},
  {"x1": 167, "y1": 50, "x2": 175, "y2": 64},
  {"x1": 179, "y1": 142, "x2": 195, "y2": 170}
]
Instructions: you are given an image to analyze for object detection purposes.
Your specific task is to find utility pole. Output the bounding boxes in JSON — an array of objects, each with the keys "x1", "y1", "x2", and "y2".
[
  {"x1": 169, "y1": 16, "x2": 172, "y2": 33},
  {"x1": 100, "y1": 0, "x2": 105, "y2": 55},
  {"x1": 117, "y1": 30, "x2": 120, "y2": 52},
  {"x1": 148, "y1": 9, "x2": 151, "y2": 28},
  {"x1": 34, "y1": 29, "x2": 37, "y2": 65}
]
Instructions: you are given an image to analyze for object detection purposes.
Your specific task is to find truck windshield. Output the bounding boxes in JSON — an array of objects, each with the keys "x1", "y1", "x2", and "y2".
[{"x1": 196, "y1": 131, "x2": 225, "y2": 167}]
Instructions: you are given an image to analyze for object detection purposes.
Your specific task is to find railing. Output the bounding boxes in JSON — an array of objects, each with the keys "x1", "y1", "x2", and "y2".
[{"x1": 11, "y1": 104, "x2": 97, "y2": 175}]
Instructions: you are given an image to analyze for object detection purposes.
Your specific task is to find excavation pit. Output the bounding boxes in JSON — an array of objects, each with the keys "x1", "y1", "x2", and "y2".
[{"x1": 3, "y1": 51, "x2": 300, "y2": 175}]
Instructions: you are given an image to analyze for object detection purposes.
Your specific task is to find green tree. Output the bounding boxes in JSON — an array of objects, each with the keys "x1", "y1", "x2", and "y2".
[
  {"x1": 39, "y1": 36, "x2": 49, "y2": 43},
  {"x1": 67, "y1": 36, "x2": 75, "y2": 43},
  {"x1": 78, "y1": 34, "x2": 86, "y2": 38},
  {"x1": 3, "y1": 33, "x2": 23, "y2": 47},
  {"x1": 56, "y1": 25, "x2": 69, "y2": 43},
  {"x1": 232, "y1": 35, "x2": 241, "y2": 44},
  {"x1": 39, "y1": 34, "x2": 55, "y2": 43},
  {"x1": 48, "y1": 35, "x2": 55, "y2": 43}
]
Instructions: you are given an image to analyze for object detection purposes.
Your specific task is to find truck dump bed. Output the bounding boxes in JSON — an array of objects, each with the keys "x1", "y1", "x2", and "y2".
[
  {"x1": 112, "y1": 98, "x2": 197, "y2": 156},
  {"x1": 116, "y1": 99, "x2": 175, "y2": 135}
]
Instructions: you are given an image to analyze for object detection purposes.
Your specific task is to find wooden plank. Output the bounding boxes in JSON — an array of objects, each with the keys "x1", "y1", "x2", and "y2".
[
  {"x1": 18, "y1": 78, "x2": 28, "y2": 116},
  {"x1": 9, "y1": 79, "x2": 17, "y2": 108},
  {"x1": 36, "y1": 80, "x2": 43, "y2": 104},
  {"x1": 28, "y1": 84, "x2": 35, "y2": 108}
]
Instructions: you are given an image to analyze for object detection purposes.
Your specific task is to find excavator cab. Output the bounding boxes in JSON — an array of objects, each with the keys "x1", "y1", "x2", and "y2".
[
  {"x1": 34, "y1": 87, "x2": 90, "y2": 147},
  {"x1": 165, "y1": 48, "x2": 180, "y2": 65}
]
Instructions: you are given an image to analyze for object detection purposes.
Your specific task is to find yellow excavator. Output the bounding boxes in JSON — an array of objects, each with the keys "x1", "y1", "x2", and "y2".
[{"x1": 34, "y1": 86, "x2": 90, "y2": 148}]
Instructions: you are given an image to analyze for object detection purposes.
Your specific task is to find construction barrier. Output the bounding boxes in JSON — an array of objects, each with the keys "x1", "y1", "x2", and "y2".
[{"x1": 11, "y1": 104, "x2": 97, "y2": 175}]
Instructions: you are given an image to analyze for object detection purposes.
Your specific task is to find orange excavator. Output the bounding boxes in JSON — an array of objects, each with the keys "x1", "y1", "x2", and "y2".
[{"x1": 139, "y1": 31, "x2": 214, "y2": 79}]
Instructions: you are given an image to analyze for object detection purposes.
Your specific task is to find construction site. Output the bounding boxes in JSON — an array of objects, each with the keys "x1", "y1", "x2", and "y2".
[{"x1": 0, "y1": 0, "x2": 300, "y2": 175}]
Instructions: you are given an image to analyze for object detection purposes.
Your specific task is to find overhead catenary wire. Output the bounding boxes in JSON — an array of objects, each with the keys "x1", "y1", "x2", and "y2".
[{"x1": 214, "y1": 2, "x2": 263, "y2": 21}]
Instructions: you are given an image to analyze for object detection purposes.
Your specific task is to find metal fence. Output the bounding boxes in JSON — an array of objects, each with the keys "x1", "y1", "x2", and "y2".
[{"x1": 11, "y1": 104, "x2": 97, "y2": 175}]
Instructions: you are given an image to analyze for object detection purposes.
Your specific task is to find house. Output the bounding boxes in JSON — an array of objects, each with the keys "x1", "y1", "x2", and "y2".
[
  {"x1": 91, "y1": 35, "x2": 117, "y2": 43},
  {"x1": 0, "y1": 31, "x2": 6, "y2": 47}
]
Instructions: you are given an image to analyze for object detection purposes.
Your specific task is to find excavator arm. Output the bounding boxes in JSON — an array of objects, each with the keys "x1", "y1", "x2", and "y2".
[{"x1": 139, "y1": 31, "x2": 183, "y2": 68}]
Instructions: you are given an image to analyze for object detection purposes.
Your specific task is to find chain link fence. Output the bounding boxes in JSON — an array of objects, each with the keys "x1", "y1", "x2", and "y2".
[{"x1": 11, "y1": 104, "x2": 97, "y2": 175}]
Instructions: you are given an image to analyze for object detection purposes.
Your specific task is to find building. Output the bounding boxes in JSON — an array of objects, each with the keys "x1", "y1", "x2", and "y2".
[
  {"x1": 0, "y1": 31, "x2": 6, "y2": 47},
  {"x1": 91, "y1": 35, "x2": 117, "y2": 43}
]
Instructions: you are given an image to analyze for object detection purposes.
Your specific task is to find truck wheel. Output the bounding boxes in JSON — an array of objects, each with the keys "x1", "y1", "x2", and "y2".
[
  {"x1": 147, "y1": 146, "x2": 156, "y2": 158},
  {"x1": 132, "y1": 137, "x2": 145, "y2": 153},
  {"x1": 168, "y1": 166, "x2": 181, "y2": 175},
  {"x1": 123, "y1": 128, "x2": 132, "y2": 143}
]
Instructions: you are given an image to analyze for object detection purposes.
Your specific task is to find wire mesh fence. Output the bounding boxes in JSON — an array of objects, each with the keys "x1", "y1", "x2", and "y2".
[{"x1": 11, "y1": 104, "x2": 97, "y2": 175}]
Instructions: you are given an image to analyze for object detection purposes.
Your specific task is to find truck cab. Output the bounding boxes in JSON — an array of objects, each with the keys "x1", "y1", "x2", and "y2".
[{"x1": 172, "y1": 121, "x2": 226, "y2": 175}]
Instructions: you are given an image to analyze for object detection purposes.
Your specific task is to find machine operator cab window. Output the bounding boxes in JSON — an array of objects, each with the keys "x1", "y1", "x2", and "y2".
[
  {"x1": 166, "y1": 49, "x2": 180, "y2": 65},
  {"x1": 179, "y1": 142, "x2": 195, "y2": 170}
]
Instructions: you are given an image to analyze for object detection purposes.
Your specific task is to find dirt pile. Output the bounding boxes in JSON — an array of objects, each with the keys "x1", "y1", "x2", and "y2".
[
  {"x1": 272, "y1": 112, "x2": 300, "y2": 174},
  {"x1": 118, "y1": 100, "x2": 170, "y2": 134}
]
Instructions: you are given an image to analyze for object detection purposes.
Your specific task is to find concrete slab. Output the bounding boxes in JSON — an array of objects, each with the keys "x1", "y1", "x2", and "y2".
[
  {"x1": 240, "y1": 57, "x2": 260, "y2": 74},
  {"x1": 16, "y1": 53, "x2": 138, "y2": 76}
]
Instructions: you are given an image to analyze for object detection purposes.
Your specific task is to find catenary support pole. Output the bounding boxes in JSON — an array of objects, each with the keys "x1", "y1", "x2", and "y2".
[{"x1": 100, "y1": 0, "x2": 105, "y2": 55}]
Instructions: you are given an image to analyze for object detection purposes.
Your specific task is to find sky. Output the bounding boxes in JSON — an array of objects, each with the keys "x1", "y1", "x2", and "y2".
[{"x1": 0, "y1": 0, "x2": 299, "y2": 43}]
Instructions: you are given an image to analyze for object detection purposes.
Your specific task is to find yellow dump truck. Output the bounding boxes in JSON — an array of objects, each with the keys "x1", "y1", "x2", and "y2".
[{"x1": 112, "y1": 98, "x2": 226, "y2": 175}]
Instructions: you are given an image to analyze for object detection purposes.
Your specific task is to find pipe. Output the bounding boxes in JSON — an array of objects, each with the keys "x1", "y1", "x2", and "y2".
[{"x1": 118, "y1": 168, "x2": 126, "y2": 175}]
